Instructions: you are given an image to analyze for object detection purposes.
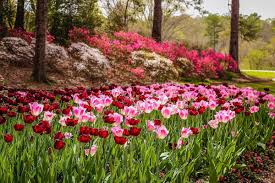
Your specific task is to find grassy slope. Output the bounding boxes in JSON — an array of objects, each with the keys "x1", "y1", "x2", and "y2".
[
  {"x1": 242, "y1": 71, "x2": 275, "y2": 79},
  {"x1": 235, "y1": 82, "x2": 275, "y2": 94}
]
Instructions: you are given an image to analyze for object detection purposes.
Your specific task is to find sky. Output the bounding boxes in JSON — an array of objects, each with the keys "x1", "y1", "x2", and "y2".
[{"x1": 187, "y1": 0, "x2": 275, "y2": 19}]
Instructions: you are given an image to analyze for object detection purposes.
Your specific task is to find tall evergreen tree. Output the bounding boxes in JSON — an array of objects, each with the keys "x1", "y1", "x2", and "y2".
[
  {"x1": 14, "y1": 0, "x2": 25, "y2": 29},
  {"x1": 229, "y1": 0, "x2": 240, "y2": 72},
  {"x1": 152, "y1": 0, "x2": 162, "y2": 42},
  {"x1": 32, "y1": 0, "x2": 48, "y2": 82}
]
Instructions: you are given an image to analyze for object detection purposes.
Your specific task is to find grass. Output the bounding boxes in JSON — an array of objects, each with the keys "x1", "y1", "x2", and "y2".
[
  {"x1": 242, "y1": 70, "x2": 275, "y2": 80},
  {"x1": 235, "y1": 82, "x2": 275, "y2": 95},
  {"x1": 181, "y1": 77, "x2": 275, "y2": 95}
]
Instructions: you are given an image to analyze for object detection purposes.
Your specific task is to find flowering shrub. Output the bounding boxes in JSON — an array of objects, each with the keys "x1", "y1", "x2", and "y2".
[
  {"x1": 68, "y1": 27, "x2": 91, "y2": 44},
  {"x1": 8, "y1": 28, "x2": 55, "y2": 44},
  {"x1": 68, "y1": 29, "x2": 238, "y2": 79},
  {"x1": 0, "y1": 83, "x2": 274, "y2": 182}
]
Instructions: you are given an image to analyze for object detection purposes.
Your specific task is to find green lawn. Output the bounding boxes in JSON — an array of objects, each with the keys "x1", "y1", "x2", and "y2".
[
  {"x1": 242, "y1": 70, "x2": 275, "y2": 79},
  {"x1": 235, "y1": 82, "x2": 275, "y2": 94}
]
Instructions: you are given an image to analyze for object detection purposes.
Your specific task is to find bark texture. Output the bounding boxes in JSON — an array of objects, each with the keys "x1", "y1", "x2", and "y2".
[
  {"x1": 152, "y1": 0, "x2": 162, "y2": 42},
  {"x1": 229, "y1": 0, "x2": 240, "y2": 71},
  {"x1": 32, "y1": 0, "x2": 48, "y2": 82},
  {"x1": 14, "y1": 0, "x2": 25, "y2": 29}
]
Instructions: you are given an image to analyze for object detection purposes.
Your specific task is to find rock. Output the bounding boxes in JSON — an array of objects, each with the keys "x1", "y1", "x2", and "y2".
[
  {"x1": 131, "y1": 50, "x2": 178, "y2": 82},
  {"x1": 0, "y1": 38, "x2": 111, "y2": 82},
  {"x1": 0, "y1": 37, "x2": 34, "y2": 66},
  {"x1": 68, "y1": 42, "x2": 110, "y2": 80},
  {"x1": 174, "y1": 57, "x2": 195, "y2": 78},
  {"x1": 46, "y1": 43, "x2": 71, "y2": 74}
]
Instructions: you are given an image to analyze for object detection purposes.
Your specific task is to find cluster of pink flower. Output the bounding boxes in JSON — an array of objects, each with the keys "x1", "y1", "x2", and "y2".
[
  {"x1": 0, "y1": 83, "x2": 274, "y2": 156},
  {"x1": 8, "y1": 28, "x2": 55, "y2": 44},
  {"x1": 69, "y1": 27, "x2": 238, "y2": 79}
]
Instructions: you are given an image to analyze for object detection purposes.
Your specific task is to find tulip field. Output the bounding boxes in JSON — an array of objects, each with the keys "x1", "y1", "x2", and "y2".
[{"x1": 0, "y1": 83, "x2": 274, "y2": 182}]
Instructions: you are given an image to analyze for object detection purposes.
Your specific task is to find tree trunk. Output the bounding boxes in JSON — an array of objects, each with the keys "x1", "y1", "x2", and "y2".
[
  {"x1": 152, "y1": 0, "x2": 162, "y2": 42},
  {"x1": 229, "y1": 0, "x2": 240, "y2": 72},
  {"x1": 14, "y1": 0, "x2": 25, "y2": 29},
  {"x1": 0, "y1": 0, "x2": 8, "y2": 38},
  {"x1": 32, "y1": 0, "x2": 48, "y2": 82},
  {"x1": 123, "y1": 0, "x2": 130, "y2": 31}
]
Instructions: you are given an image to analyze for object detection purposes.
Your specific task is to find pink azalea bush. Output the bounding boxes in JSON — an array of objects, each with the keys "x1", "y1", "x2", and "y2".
[
  {"x1": 8, "y1": 28, "x2": 55, "y2": 44},
  {"x1": 69, "y1": 27, "x2": 238, "y2": 79}
]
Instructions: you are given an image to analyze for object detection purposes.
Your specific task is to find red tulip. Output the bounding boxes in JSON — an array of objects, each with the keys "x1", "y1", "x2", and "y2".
[
  {"x1": 54, "y1": 140, "x2": 65, "y2": 150},
  {"x1": 123, "y1": 129, "x2": 130, "y2": 136},
  {"x1": 65, "y1": 118, "x2": 78, "y2": 126},
  {"x1": 127, "y1": 118, "x2": 140, "y2": 126},
  {"x1": 62, "y1": 108, "x2": 71, "y2": 115},
  {"x1": 23, "y1": 115, "x2": 36, "y2": 124},
  {"x1": 104, "y1": 116, "x2": 115, "y2": 124},
  {"x1": 78, "y1": 135, "x2": 91, "y2": 143},
  {"x1": 0, "y1": 116, "x2": 6, "y2": 125},
  {"x1": 32, "y1": 125, "x2": 44, "y2": 134},
  {"x1": 14, "y1": 124, "x2": 24, "y2": 131},
  {"x1": 7, "y1": 111, "x2": 17, "y2": 117},
  {"x1": 90, "y1": 128, "x2": 99, "y2": 136},
  {"x1": 54, "y1": 132, "x2": 64, "y2": 141},
  {"x1": 0, "y1": 106, "x2": 8, "y2": 114},
  {"x1": 98, "y1": 130, "x2": 109, "y2": 138},
  {"x1": 190, "y1": 127, "x2": 199, "y2": 135},
  {"x1": 154, "y1": 119, "x2": 162, "y2": 126},
  {"x1": 198, "y1": 107, "x2": 206, "y2": 114},
  {"x1": 4, "y1": 134, "x2": 13, "y2": 143},
  {"x1": 129, "y1": 127, "x2": 141, "y2": 136},
  {"x1": 18, "y1": 105, "x2": 29, "y2": 113},
  {"x1": 79, "y1": 126, "x2": 90, "y2": 135},
  {"x1": 114, "y1": 136, "x2": 127, "y2": 145}
]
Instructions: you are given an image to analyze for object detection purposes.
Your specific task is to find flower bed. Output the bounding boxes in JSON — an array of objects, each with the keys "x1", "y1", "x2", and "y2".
[
  {"x1": 69, "y1": 27, "x2": 238, "y2": 79},
  {"x1": 0, "y1": 83, "x2": 274, "y2": 182}
]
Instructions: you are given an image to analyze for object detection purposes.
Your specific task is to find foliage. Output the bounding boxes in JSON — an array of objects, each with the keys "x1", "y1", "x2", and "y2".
[
  {"x1": 239, "y1": 13, "x2": 262, "y2": 42},
  {"x1": 8, "y1": 28, "x2": 55, "y2": 44},
  {"x1": 100, "y1": 0, "x2": 144, "y2": 32},
  {"x1": 69, "y1": 28, "x2": 238, "y2": 79},
  {"x1": 48, "y1": 0, "x2": 103, "y2": 45},
  {"x1": 205, "y1": 14, "x2": 224, "y2": 50}
]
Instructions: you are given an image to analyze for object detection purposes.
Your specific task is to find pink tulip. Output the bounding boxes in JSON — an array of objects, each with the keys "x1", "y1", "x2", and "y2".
[
  {"x1": 103, "y1": 96, "x2": 113, "y2": 106},
  {"x1": 268, "y1": 112, "x2": 275, "y2": 119},
  {"x1": 72, "y1": 106, "x2": 86, "y2": 118},
  {"x1": 112, "y1": 113, "x2": 123, "y2": 126},
  {"x1": 209, "y1": 101, "x2": 217, "y2": 110},
  {"x1": 146, "y1": 120, "x2": 155, "y2": 132},
  {"x1": 155, "y1": 125, "x2": 169, "y2": 139},
  {"x1": 59, "y1": 116, "x2": 68, "y2": 126},
  {"x1": 84, "y1": 145, "x2": 97, "y2": 156},
  {"x1": 43, "y1": 111, "x2": 55, "y2": 122},
  {"x1": 267, "y1": 102, "x2": 274, "y2": 110},
  {"x1": 161, "y1": 107, "x2": 172, "y2": 119},
  {"x1": 208, "y1": 119, "x2": 219, "y2": 129},
  {"x1": 111, "y1": 127, "x2": 124, "y2": 137},
  {"x1": 181, "y1": 127, "x2": 193, "y2": 138},
  {"x1": 64, "y1": 132, "x2": 73, "y2": 139},
  {"x1": 29, "y1": 102, "x2": 44, "y2": 116},
  {"x1": 249, "y1": 106, "x2": 259, "y2": 114},
  {"x1": 123, "y1": 106, "x2": 138, "y2": 118},
  {"x1": 178, "y1": 109, "x2": 188, "y2": 120}
]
